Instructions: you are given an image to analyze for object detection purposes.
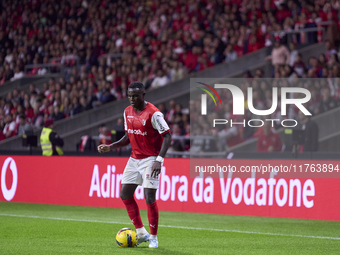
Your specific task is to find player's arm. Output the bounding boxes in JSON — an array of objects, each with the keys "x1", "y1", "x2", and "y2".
[
  {"x1": 97, "y1": 133, "x2": 130, "y2": 153},
  {"x1": 158, "y1": 132, "x2": 172, "y2": 158},
  {"x1": 150, "y1": 111, "x2": 172, "y2": 177},
  {"x1": 151, "y1": 132, "x2": 172, "y2": 178},
  {"x1": 98, "y1": 110, "x2": 130, "y2": 153}
]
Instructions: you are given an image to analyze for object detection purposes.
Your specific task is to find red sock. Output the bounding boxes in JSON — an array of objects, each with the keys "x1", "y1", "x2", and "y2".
[
  {"x1": 147, "y1": 201, "x2": 159, "y2": 235},
  {"x1": 122, "y1": 197, "x2": 143, "y2": 229}
]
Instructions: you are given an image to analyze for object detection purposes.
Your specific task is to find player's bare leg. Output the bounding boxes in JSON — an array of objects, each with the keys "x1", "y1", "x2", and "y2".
[
  {"x1": 144, "y1": 188, "x2": 159, "y2": 248},
  {"x1": 120, "y1": 184, "x2": 149, "y2": 245}
]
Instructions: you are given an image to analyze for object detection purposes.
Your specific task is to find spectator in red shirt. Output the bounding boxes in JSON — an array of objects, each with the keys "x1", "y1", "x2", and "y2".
[
  {"x1": 98, "y1": 123, "x2": 111, "y2": 145},
  {"x1": 3, "y1": 114, "x2": 16, "y2": 138},
  {"x1": 247, "y1": 36, "x2": 263, "y2": 53},
  {"x1": 195, "y1": 55, "x2": 214, "y2": 72},
  {"x1": 292, "y1": 53, "x2": 307, "y2": 77},
  {"x1": 184, "y1": 46, "x2": 200, "y2": 72},
  {"x1": 256, "y1": 121, "x2": 282, "y2": 152},
  {"x1": 24, "y1": 100, "x2": 34, "y2": 123}
]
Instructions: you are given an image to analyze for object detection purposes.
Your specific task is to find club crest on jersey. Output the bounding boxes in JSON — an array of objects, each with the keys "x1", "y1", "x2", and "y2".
[{"x1": 142, "y1": 119, "x2": 146, "y2": 126}]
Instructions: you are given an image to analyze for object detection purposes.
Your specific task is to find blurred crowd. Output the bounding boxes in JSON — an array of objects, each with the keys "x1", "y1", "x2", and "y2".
[
  {"x1": 1, "y1": 0, "x2": 338, "y2": 85},
  {"x1": 1, "y1": 0, "x2": 340, "y2": 150}
]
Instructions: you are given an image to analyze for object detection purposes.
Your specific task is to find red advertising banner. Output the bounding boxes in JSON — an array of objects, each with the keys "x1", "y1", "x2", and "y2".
[{"x1": 1, "y1": 156, "x2": 340, "y2": 221}]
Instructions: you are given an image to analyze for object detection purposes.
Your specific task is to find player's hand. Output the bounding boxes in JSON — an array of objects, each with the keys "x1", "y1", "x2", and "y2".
[
  {"x1": 97, "y1": 144, "x2": 110, "y2": 153},
  {"x1": 151, "y1": 161, "x2": 162, "y2": 178}
]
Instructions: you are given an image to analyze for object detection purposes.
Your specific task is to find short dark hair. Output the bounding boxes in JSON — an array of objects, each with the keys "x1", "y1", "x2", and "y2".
[{"x1": 128, "y1": 81, "x2": 145, "y2": 91}]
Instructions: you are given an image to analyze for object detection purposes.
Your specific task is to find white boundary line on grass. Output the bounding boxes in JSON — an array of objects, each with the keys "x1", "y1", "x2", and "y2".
[{"x1": 1, "y1": 213, "x2": 340, "y2": 240}]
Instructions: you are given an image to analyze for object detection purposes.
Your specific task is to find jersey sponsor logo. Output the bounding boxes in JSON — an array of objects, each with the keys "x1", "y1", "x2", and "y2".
[
  {"x1": 156, "y1": 116, "x2": 166, "y2": 132},
  {"x1": 127, "y1": 129, "x2": 147, "y2": 136},
  {"x1": 127, "y1": 116, "x2": 134, "y2": 118}
]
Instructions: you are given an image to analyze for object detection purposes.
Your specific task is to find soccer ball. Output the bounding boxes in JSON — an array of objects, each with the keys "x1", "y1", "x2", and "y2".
[{"x1": 115, "y1": 228, "x2": 138, "y2": 248}]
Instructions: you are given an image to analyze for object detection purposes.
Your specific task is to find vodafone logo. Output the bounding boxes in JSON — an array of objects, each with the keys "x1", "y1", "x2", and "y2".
[{"x1": 1, "y1": 157, "x2": 18, "y2": 201}]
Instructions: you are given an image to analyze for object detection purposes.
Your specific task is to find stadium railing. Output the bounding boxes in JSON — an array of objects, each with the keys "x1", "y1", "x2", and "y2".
[
  {"x1": 24, "y1": 56, "x2": 79, "y2": 81},
  {"x1": 271, "y1": 21, "x2": 332, "y2": 46},
  {"x1": 98, "y1": 53, "x2": 125, "y2": 64}
]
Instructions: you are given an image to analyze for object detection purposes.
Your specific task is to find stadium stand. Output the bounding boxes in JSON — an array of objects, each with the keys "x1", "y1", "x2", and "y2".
[{"x1": 1, "y1": 0, "x2": 340, "y2": 154}]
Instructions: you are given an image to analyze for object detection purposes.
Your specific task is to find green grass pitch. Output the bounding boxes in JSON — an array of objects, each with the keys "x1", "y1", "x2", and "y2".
[{"x1": 0, "y1": 202, "x2": 340, "y2": 254}]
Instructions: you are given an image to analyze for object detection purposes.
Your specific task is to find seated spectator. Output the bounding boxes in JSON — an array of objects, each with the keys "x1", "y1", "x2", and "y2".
[
  {"x1": 256, "y1": 121, "x2": 282, "y2": 152},
  {"x1": 38, "y1": 57, "x2": 49, "y2": 75},
  {"x1": 24, "y1": 100, "x2": 34, "y2": 123},
  {"x1": 4, "y1": 64, "x2": 14, "y2": 81},
  {"x1": 3, "y1": 114, "x2": 16, "y2": 138},
  {"x1": 170, "y1": 123, "x2": 185, "y2": 152},
  {"x1": 28, "y1": 59, "x2": 41, "y2": 76},
  {"x1": 32, "y1": 106, "x2": 44, "y2": 128},
  {"x1": 10, "y1": 66, "x2": 24, "y2": 81},
  {"x1": 317, "y1": 88, "x2": 338, "y2": 114},
  {"x1": 98, "y1": 124, "x2": 111, "y2": 145},
  {"x1": 209, "y1": 47, "x2": 223, "y2": 65},
  {"x1": 184, "y1": 46, "x2": 200, "y2": 73},
  {"x1": 112, "y1": 118, "x2": 124, "y2": 131},
  {"x1": 189, "y1": 126, "x2": 205, "y2": 154},
  {"x1": 195, "y1": 55, "x2": 214, "y2": 72},
  {"x1": 150, "y1": 69, "x2": 170, "y2": 89},
  {"x1": 318, "y1": 54, "x2": 327, "y2": 69},
  {"x1": 170, "y1": 61, "x2": 185, "y2": 82},
  {"x1": 324, "y1": 40, "x2": 337, "y2": 61},
  {"x1": 71, "y1": 97, "x2": 82, "y2": 116},
  {"x1": 217, "y1": 125, "x2": 238, "y2": 151},
  {"x1": 308, "y1": 57, "x2": 322, "y2": 77},
  {"x1": 157, "y1": 103, "x2": 168, "y2": 117},
  {"x1": 51, "y1": 106, "x2": 65, "y2": 121},
  {"x1": 99, "y1": 89, "x2": 116, "y2": 104},
  {"x1": 247, "y1": 36, "x2": 263, "y2": 54},
  {"x1": 86, "y1": 86, "x2": 98, "y2": 108},
  {"x1": 79, "y1": 95, "x2": 92, "y2": 112},
  {"x1": 16, "y1": 115, "x2": 32, "y2": 136},
  {"x1": 327, "y1": 53, "x2": 339, "y2": 68},
  {"x1": 292, "y1": 53, "x2": 307, "y2": 77}
]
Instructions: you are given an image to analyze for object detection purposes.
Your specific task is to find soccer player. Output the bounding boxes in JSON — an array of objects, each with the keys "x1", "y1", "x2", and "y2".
[{"x1": 97, "y1": 81, "x2": 171, "y2": 248}]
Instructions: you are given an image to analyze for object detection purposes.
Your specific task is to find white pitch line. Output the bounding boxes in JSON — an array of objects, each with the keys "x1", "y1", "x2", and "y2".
[{"x1": 0, "y1": 213, "x2": 340, "y2": 240}]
